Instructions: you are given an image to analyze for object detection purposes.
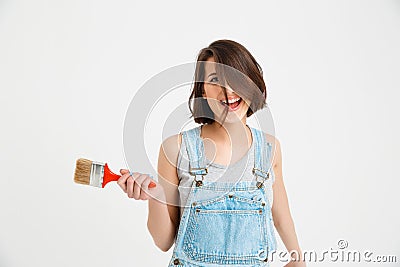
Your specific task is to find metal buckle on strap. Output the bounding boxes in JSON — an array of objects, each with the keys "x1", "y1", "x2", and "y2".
[
  {"x1": 255, "y1": 176, "x2": 264, "y2": 189},
  {"x1": 189, "y1": 167, "x2": 207, "y2": 187},
  {"x1": 189, "y1": 167, "x2": 208, "y2": 176},
  {"x1": 253, "y1": 168, "x2": 270, "y2": 189},
  {"x1": 194, "y1": 175, "x2": 205, "y2": 187},
  {"x1": 252, "y1": 168, "x2": 270, "y2": 179}
]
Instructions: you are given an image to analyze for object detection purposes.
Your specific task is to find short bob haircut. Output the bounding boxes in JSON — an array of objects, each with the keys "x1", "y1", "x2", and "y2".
[{"x1": 189, "y1": 39, "x2": 267, "y2": 124}]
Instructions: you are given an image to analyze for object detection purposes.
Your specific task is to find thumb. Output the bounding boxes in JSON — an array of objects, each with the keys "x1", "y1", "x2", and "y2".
[{"x1": 120, "y1": 169, "x2": 130, "y2": 175}]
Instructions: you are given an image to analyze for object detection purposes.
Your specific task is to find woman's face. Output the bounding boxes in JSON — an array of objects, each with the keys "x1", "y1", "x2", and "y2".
[{"x1": 203, "y1": 57, "x2": 250, "y2": 124}]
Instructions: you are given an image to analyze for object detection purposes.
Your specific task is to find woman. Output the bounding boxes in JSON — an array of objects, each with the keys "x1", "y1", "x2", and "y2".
[{"x1": 118, "y1": 39, "x2": 305, "y2": 267}]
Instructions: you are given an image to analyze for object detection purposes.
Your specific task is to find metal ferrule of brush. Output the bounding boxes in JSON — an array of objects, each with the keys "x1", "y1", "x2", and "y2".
[{"x1": 90, "y1": 161, "x2": 105, "y2": 188}]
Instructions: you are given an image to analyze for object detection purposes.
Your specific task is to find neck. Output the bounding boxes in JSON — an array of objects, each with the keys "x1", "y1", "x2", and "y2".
[
  {"x1": 201, "y1": 118, "x2": 252, "y2": 165},
  {"x1": 203, "y1": 117, "x2": 251, "y2": 148}
]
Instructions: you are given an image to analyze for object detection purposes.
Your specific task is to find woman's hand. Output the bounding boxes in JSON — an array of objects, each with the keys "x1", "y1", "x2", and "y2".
[{"x1": 117, "y1": 169, "x2": 165, "y2": 201}]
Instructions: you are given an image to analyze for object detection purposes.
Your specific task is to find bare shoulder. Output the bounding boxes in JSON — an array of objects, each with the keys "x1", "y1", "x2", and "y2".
[
  {"x1": 160, "y1": 133, "x2": 183, "y2": 160},
  {"x1": 158, "y1": 133, "x2": 183, "y2": 186}
]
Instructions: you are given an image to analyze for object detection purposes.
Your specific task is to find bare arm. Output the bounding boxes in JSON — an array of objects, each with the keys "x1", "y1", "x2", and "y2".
[
  {"x1": 270, "y1": 136, "x2": 306, "y2": 266},
  {"x1": 147, "y1": 134, "x2": 182, "y2": 252}
]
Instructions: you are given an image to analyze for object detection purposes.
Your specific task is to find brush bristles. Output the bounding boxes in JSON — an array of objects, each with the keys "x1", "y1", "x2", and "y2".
[{"x1": 74, "y1": 158, "x2": 93, "y2": 185}]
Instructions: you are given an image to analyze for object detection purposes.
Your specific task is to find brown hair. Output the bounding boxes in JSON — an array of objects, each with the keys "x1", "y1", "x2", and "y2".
[{"x1": 189, "y1": 39, "x2": 267, "y2": 124}]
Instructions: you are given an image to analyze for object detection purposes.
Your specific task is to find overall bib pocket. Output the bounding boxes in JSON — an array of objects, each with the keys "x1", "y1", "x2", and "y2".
[{"x1": 182, "y1": 191, "x2": 268, "y2": 265}]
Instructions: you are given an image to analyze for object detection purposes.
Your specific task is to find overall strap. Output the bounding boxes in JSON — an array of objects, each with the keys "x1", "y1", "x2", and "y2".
[
  {"x1": 251, "y1": 127, "x2": 272, "y2": 187},
  {"x1": 181, "y1": 126, "x2": 208, "y2": 186}
]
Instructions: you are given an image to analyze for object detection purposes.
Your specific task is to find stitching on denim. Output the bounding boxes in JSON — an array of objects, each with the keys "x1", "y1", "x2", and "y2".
[{"x1": 194, "y1": 209, "x2": 262, "y2": 214}]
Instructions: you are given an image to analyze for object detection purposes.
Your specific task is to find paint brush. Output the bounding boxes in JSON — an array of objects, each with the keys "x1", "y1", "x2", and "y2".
[{"x1": 73, "y1": 158, "x2": 156, "y2": 188}]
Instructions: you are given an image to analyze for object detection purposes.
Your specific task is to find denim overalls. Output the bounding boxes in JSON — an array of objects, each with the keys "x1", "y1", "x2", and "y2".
[{"x1": 168, "y1": 126, "x2": 277, "y2": 266}]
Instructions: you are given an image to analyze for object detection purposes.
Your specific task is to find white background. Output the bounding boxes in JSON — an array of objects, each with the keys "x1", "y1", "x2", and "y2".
[{"x1": 1, "y1": 1, "x2": 399, "y2": 266}]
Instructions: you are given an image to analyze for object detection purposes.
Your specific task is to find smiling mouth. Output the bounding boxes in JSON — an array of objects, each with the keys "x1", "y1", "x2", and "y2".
[{"x1": 220, "y1": 97, "x2": 242, "y2": 110}]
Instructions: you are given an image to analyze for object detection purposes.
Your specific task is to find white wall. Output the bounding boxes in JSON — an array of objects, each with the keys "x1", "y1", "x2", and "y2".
[{"x1": 0, "y1": 0, "x2": 399, "y2": 266}]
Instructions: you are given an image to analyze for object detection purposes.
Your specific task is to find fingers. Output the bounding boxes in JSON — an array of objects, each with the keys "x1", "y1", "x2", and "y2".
[
  {"x1": 117, "y1": 171, "x2": 132, "y2": 193},
  {"x1": 133, "y1": 174, "x2": 148, "y2": 200},
  {"x1": 140, "y1": 178, "x2": 152, "y2": 200},
  {"x1": 127, "y1": 172, "x2": 141, "y2": 198},
  {"x1": 118, "y1": 170, "x2": 157, "y2": 201},
  {"x1": 120, "y1": 169, "x2": 129, "y2": 175}
]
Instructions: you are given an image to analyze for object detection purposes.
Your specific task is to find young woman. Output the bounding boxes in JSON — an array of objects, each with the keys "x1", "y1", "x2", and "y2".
[{"x1": 118, "y1": 40, "x2": 305, "y2": 267}]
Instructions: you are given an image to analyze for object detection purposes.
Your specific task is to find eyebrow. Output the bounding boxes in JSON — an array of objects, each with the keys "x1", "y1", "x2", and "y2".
[{"x1": 207, "y1": 72, "x2": 217, "y2": 78}]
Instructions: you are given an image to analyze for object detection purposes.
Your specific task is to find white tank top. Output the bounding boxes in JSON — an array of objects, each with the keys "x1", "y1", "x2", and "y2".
[{"x1": 176, "y1": 127, "x2": 275, "y2": 218}]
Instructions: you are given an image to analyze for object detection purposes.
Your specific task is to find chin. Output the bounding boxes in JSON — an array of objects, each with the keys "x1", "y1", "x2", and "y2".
[{"x1": 221, "y1": 107, "x2": 249, "y2": 124}]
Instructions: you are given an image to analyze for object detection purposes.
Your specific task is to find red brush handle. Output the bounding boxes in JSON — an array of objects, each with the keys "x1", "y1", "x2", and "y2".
[{"x1": 102, "y1": 163, "x2": 156, "y2": 189}]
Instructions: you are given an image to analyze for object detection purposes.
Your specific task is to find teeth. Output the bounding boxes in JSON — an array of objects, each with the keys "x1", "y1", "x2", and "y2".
[{"x1": 222, "y1": 97, "x2": 241, "y2": 104}]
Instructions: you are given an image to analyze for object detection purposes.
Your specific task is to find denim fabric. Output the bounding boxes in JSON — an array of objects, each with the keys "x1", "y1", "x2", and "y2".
[
  {"x1": 168, "y1": 126, "x2": 277, "y2": 266},
  {"x1": 176, "y1": 128, "x2": 276, "y2": 220}
]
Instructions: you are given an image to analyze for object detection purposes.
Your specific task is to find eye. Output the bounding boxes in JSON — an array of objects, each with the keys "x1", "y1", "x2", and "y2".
[{"x1": 210, "y1": 76, "x2": 219, "y2": 83}]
